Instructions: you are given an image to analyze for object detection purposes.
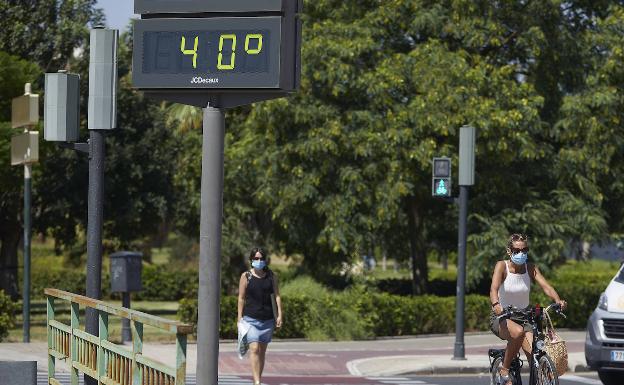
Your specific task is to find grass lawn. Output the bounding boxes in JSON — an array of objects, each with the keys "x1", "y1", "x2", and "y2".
[{"x1": 8, "y1": 300, "x2": 189, "y2": 343}]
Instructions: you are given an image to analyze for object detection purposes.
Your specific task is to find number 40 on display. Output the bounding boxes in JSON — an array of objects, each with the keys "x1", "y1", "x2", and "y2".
[{"x1": 180, "y1": 34, "x2": 263, "y2": 70}]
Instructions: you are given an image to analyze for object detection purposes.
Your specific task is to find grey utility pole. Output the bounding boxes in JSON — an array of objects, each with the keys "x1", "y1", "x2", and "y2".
[
  {"x1": 10, "y1": 83, "x2": 39, "y2": 343},
  {"x1": 84, "y1": 27, "x2": 118, "y2": 385},
  {"x1": 196, "y1": 106, "x2": 225, "y2": 385},
  {"x1": 453, "y1": 125, "x2": 476, "y2": 360}
]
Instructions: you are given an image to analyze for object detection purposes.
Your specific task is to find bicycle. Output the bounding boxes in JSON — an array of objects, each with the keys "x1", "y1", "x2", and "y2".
[{"x1": 489, "y1": 303, "x2": 566, "y2": 385}]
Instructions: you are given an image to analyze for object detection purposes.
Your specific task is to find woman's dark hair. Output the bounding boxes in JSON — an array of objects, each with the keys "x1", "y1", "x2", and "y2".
[
  {"x1": 506, "y1": 233, "x2": 528, "y2": 251},
  {"x1": 249, "y1": 247, "x2": 269, "y2": 270}
]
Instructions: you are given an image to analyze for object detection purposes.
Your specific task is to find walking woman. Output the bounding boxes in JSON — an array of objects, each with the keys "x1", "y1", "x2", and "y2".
[
  {"x1": 489, "y1": 234, "x2": 567, "y2": 385},
  {"x1": 238, "y1": 248, "x2": 283, "y2": 385}
]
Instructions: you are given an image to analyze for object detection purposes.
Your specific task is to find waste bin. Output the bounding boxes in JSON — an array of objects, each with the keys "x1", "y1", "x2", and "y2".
[
  {"x1": 110, "y1": 251, "x2": 142, "y2": 293},
  {"x1": 110, "y1": 251, "x2": 142, "y2": 343}
]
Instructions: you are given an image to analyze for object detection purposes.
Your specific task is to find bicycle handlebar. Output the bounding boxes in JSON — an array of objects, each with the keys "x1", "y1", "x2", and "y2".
[{"x1": 496, "y1": 303, "x2": 566, "y2": 321}]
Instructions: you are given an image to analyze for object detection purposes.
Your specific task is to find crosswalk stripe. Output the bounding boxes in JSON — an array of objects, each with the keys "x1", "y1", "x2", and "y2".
[
  {"x1": 367, "y1": 377, "x2": 410, "y2": 380},
  {"x1": 36, "y1": 373, "x2": 251, "y2": 385}
]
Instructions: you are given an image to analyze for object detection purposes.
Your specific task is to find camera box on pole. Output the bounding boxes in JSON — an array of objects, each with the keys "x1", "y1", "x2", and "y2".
[
  {"x1": 88, "y1": 28, "x2": 118, "y2": 130},
  {"x1": 44, "y1": 72, "x2": 80, "y2": 142}
]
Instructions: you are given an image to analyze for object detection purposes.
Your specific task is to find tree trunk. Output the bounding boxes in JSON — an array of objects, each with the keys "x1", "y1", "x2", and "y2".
[
  {"x1": 581, "y1": 241, "x2": 591, "y2": 261},
  {"x1": 0, "y1": 223, "x2": 21, "y2": 300},
  {"x1": 407, "y1": 198, "x2": 428, "y2": 295}
]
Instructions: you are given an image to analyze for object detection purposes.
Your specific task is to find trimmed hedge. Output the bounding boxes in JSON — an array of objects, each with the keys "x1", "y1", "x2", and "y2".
[
  {"x1": 532, "y1": 278, "x2": 606, "y2": 329},
  {"x1": 177, "y1": 275, "x2": 607, "y2": 339},
  {"x1": 0, "y1": 290, "x2": 19, "y2": 342},
  {"x1": 177, "y1": 293, "x2": 491, "y2": 339},
  {"x1": 28, "y1": 265, "x2": 196, "y2": 301}
]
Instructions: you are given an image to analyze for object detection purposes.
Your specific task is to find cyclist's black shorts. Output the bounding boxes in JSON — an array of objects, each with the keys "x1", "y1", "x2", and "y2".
[{"x1": 490, "y1": 307, "x2": 532, "y2": 340}]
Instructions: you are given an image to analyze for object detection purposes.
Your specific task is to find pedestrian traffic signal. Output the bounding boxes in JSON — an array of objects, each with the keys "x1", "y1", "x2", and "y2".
[{"x1": 432, "y1": 157, "x2": 452, "y2": 197}]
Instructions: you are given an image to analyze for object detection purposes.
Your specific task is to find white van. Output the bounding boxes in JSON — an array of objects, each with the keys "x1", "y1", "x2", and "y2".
[{"x1": 585, "y1": 263, "x2": 624, "y2": 385}]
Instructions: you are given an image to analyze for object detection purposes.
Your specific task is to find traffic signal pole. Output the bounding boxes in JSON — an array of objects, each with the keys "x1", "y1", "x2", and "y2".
[
  {"x1": 453, "y1": 185, "x2": 469, "y2": 359},
  {"x1": 452, "y1": 125, "x2": 476, "y2": 360}
]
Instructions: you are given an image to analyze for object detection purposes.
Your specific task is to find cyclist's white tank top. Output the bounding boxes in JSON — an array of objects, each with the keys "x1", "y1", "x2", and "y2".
[{"x1": 498, "y1": 261, "x2": 530, "y2": 309}]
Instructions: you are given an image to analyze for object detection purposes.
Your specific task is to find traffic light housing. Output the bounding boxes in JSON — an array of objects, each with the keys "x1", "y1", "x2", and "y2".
[{"x1": 432, "y1": 157, "x2": 452, "y2": 197}]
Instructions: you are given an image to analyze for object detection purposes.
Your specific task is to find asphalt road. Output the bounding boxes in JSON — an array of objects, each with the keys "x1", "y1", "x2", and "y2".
[{"x1": 40, "y1": 372, "x2": 603, "y2": 385}]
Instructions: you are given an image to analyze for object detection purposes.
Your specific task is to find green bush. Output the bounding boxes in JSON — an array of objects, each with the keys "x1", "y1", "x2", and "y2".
[
  {"x1": 177, "y1": 291, "x2": 491, "y2": 340},
  {"x1": 29, "y1": 264, "x2": 196, "y2": 301},
  {"x1": 280, "y1": 275, "x2": 330, "y2": 297},
  {"x1": 532, "y1": 278, "x2": 606, "y2": 329},
  {"x1": 133, "y1": 265, "x2": 196, "y2": 301},
  {"x1": 30, "y1": 269, "x2": 105, "y2": 299},
  {"x1": 0, "y1": 290, "x2": 19, "y2": 342}
]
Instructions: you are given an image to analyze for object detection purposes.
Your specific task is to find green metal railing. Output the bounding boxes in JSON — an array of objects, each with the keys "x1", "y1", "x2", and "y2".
[{"x1": 45, "y1": 288, "x2": 193, "y2": 385}]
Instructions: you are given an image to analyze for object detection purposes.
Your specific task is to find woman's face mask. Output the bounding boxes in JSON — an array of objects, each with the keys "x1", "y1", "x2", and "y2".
[
  {"x1": 252, "y1": 260, "x2": 266, "y2": 270},
  {"x1": 509, "y1": 244, "x2": 529, "y2": 265},
  {"x1": 511, "y1": 252, "x2": 528, "y2": 265}
]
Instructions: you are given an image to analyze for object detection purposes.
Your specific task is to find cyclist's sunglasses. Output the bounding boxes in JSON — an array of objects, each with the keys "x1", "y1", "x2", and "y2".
[{"x1": 510, "y1": 247, "x2": 529, "y2": 254}]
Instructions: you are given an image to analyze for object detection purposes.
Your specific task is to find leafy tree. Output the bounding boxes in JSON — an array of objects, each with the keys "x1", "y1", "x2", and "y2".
[
  {"x1": 1, "y1": 0, "x2": 180, "y2": 296},
  {"x1": 165, "y1": 1, "x2": 623, "y2": 293},
  {"x1": 225, "y1": 0, "x2": 620, "y2": 290},
  {"x1": 34, "y1": 31, "x2": 180, "y2": 258},
  {"x1": 0, "y1": 53, "x2": 41, "y2": 298},
  {"x1": 0, "y1": 0, "x2": 103, "y2": 73}
]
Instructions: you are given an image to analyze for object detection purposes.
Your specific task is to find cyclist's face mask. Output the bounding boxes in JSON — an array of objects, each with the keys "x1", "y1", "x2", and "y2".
[
  {"x1": 509, "y1": 243, "x2": 529, "y2": 265},
  {"x1": 511, "y1": 252, "x2": 528, "y2": 265}
]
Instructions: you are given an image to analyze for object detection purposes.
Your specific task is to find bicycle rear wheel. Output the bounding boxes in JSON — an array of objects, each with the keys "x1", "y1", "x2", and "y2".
[{"x1": 537, "y1": 355, "x2": 559, "y2": 385}]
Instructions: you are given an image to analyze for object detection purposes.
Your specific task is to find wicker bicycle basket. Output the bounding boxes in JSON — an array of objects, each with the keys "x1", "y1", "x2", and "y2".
[{"x1": 544, "y1": 309, "x2": 568, "y2": 376}]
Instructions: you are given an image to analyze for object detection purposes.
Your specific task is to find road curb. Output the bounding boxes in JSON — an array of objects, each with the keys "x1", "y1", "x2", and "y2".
[{"x1": 347, "y1": 353, "x2": 590, "y2": 377}]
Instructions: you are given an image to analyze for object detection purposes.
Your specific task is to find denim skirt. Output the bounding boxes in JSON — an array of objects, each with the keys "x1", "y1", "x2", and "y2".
[{"x1": 242, "y1": 316, "x2": 275, "y2": 344}]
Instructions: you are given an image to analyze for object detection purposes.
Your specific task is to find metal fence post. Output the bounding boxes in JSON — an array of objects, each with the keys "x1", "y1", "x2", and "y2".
[
  {"x1": 176, "y1": 333, "x2": 187, "y2": 385},
  {"x1": 98, "y1": 311, "x2": 108, "y2": 383},
  {"x1": 131, "y1": 321, "x2": 143, "y2": 385},
  {"x1": 47, "y1": 296, "x2": 55, "y2": 382},
  {"x1": 71, "y1": 302, "x2": 80, "y2": 385}
]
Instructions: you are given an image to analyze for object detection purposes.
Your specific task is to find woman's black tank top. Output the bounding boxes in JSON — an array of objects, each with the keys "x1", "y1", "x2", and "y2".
[{"x1": 243, "y1": 270, "x2": 274, "y2": 321}]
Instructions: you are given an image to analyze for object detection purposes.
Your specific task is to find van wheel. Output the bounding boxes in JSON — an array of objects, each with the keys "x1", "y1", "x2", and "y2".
[{"x1": 598, "y1": 369, "x2": 624, "y2": 385}]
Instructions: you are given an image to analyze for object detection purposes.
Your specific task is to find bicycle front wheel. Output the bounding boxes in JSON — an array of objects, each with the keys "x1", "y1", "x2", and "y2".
[
  {"x1": 536, "y1": 355, "x2": 559, "y2": 385},
  {"x1": 490, "y1": 356, "x2": 503, "y2": 385}
]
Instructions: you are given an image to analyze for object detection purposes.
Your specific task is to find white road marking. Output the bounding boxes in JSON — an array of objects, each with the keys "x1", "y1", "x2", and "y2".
[
  {"x1": 559, "y1": 374, "x2": 603, "y2": 385},
  {"x1": 38, "y1": 372, "x2": 254, "y2": 385}
]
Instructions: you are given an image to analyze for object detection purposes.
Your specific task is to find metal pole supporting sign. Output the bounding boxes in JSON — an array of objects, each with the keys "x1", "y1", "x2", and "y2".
[
  {"x1": 196, "y1": 106, "x2": 225, "y2": 385},
  {"x1": 453, "y1": 125, "x2": 476, "y2": 360},
  {"x1": 131, "y1": 2, "x2": 303, "y2": 383},
  {"x1": 11, "y1": 82, "x2": 40, "y2": 343}
]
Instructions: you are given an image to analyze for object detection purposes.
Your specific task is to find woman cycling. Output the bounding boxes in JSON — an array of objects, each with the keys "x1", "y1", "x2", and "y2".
[{"x1": 489, "y1": 233, "x2": 567, "y2": 385}]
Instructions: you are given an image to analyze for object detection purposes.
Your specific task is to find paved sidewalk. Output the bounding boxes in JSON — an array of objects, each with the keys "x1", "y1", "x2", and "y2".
[{"x1": 0, "y1": 331, "x2": 588, "y2": 376}]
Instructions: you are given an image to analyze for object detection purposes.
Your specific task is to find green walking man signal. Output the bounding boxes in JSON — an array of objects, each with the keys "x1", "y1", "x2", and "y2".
[{"x1": 432, "y1": 157, "x2": 452, "y2": 197}]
